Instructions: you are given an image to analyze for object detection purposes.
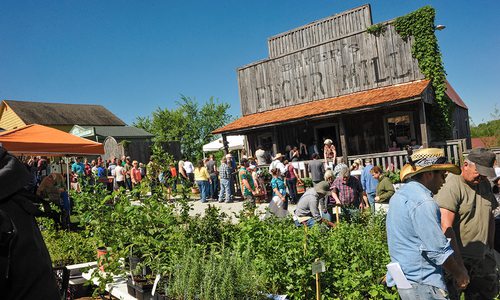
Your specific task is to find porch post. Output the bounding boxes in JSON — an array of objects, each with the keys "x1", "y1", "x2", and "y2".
[
  {"x1": 272, "y1": 126, "x2": 278, "y2": 155},
  {"x1": 222, "y1": 134, "x2": 229, "y2": 154},
  {"x1": 339, "y1": 117, "x2": 348, "y2": 164},
  {"x1": 419, "y1": 101, "x2": 429, "y2": 148}
]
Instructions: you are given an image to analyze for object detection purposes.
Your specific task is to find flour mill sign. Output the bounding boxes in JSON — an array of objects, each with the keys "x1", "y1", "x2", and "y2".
[{"x1": 238, "y1": 5, "x2": 425, "y2": 116}]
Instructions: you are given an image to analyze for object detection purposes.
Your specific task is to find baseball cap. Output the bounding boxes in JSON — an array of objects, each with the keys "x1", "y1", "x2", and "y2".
[{"x1": 467, "y1": 148, "x2": 496, "y2": 178}]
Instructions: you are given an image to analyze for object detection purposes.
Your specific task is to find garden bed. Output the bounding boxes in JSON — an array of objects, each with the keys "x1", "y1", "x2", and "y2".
[{"x1": 40, "y1": 176, "x2": 397, "y2": 299}]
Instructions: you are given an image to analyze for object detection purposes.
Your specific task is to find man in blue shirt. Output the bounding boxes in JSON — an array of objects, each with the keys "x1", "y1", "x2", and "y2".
[
  {"x1": 386, "y1": 148, "x2": 469, "y2": 299},
  {"x1": 71, "y1": 157, "x2": 85, "y2": 176},
  {"x1": 361, "y1": 158, "x2": 378, "y2": 213}
]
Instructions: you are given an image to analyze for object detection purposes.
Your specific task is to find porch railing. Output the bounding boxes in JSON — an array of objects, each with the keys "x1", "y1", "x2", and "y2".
[
  {"x1": 347, "y1": 150, "x2": 408, "y2": 171},
  {"x1": 258, "y1": 139, "x2": 469, "y2": 178},
  {"x1": 432, "y1": 139, "x2": 467, "y2": 166}
]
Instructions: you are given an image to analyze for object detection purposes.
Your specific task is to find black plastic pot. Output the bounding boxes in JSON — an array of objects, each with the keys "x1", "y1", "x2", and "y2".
[
  {"x1": 126, "y1": 278, "x2": 136, "y2": 298},
  {"x1": 154, "y1": 292, "x2": 168, "y2": 300},
  {"x1": 127, "y1": 276, "x2": 154, "y2": 300}
]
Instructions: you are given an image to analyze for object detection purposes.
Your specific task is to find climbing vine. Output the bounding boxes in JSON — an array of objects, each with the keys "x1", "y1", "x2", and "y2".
[
  {"x1": 393, "y1": 6, "x2": 452, "y2": 139},
  {"x1": 366, "y1": 23, "x2": 386, "y2": 36}
]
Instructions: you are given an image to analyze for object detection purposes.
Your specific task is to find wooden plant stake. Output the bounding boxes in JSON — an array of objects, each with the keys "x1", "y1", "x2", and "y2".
[
  {"x1": 312, "y1": 259, "x2": 325, "y2": 300},
  {"x1": 335, "y1": 205, "x2": 340, "y2": 224}
]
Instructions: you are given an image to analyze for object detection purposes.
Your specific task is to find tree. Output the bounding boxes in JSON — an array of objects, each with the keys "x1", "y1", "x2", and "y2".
[
  {"x1": 470, "y1": 105, "x2": 500, "y2": 147},
  {"x1": 134, "y1": 96, "x2": 232, "y2": 161}
]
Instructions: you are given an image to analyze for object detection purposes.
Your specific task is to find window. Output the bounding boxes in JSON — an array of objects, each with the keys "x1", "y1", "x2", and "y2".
[{"x1": 385, "y1": 114, "x2": 414, "y2": 147}]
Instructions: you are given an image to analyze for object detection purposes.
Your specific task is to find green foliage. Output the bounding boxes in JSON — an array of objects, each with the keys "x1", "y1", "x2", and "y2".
[
  {"x1": 386, "y1": 169, "x2": 401, "y2": 184},
  {"x1": 394, "y1": 6, "x2": 452, "y2": 140},
  {"x1": 167, "y1": 246, "x2": 267, "y2": 300},
  {"x1": 366, "y1": 23, "x2": 387, "y2": 36},
  {"x1": 44, "y1": 180, "x2": 397, "y2": 299},
  {"x1": 470, "y1": 106, "x2": 500, "y2": 147},
  {"x1": 185, "y1": 205, "x2": 236, "y2": 250},
  {"x1": 134, "y1": 96, "x2": 232, "y2": 161},
  {"x1": 301, "y1": 177, "x2": 313, "y2": 188},
  {"x1": 40, "y1": 217, "x2": 98, "y2": 266}
]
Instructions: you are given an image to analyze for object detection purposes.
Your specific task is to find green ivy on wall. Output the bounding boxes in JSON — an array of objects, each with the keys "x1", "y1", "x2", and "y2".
[
  {"x1": 393, "y1": 6, "x2": 452, "y2": 139},
  {"x1": 366, "y1": 23, "x2": 386, "y2": 37}
]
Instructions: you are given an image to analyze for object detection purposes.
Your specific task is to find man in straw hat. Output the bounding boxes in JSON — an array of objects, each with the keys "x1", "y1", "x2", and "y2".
[
  {"x1": 386, "y1": 148, "x2": 469, "y2": 299},
  {"x1": 269, "y1": 153, "x2": 286, "y2": 176},
  {"x1": 435, "y1": 148, "x2": 499, "y2": 299}
]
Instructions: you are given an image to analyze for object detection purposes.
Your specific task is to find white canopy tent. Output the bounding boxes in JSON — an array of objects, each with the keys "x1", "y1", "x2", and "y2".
[{"x1": 202, "y1": 135, "x2": 246, "y2": 154}]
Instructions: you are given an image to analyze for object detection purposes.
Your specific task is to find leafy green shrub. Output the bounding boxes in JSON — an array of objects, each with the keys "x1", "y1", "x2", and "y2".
[
  {"x1": 386, "y1": 169, "x2": 401, "y2": 184},
  {"x1": 58, "y1": 176, "x2": 397, "y2": 299},
  {"x1": 301, "y1": 177, "x2": 313, "y2": 188},
  {"x1": 167, "y1": 246, "x2": 267, "y2": 300},
  {"x1": 40, "y1": 217, "x2": 98, "y2": 266}
]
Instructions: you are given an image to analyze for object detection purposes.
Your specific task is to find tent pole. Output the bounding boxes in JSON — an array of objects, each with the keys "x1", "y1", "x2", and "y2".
[{"x1": 65, "y1": 157, "x2": 70, "y2": 192}]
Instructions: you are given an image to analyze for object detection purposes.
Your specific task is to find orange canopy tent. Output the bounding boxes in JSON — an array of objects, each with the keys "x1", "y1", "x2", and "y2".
[{"x1": 0, "y1": 124, "x2": 104, "y2": 156}]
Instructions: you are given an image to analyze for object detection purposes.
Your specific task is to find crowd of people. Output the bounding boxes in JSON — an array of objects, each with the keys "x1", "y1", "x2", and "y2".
[{"x1": 5, "y1": 143, "x2": 500, "y2": 300}]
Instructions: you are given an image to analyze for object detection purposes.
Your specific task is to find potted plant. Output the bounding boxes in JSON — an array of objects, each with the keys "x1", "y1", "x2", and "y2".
[{"x1": 301, "y1": 177, "x2": 313, "y2": 189}]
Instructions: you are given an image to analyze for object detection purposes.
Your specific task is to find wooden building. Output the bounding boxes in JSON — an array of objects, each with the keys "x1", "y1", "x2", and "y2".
[
  {"x1": 214, "y1": 5, "x2": 471, "y2": 161},
  {"x1": 70, "y1": 125, "x2": 155, "y2": 163},
  {"x1": 0, "y1": 99, "x2": 157, "y2": 162},
  {"x1": 0, "y1": 99, "x2": 126, "y2": 132}
]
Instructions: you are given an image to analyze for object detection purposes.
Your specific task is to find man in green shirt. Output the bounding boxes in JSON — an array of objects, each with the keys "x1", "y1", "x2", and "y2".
[{"x1": 435, "y1": 148, "x2": 499, "y2": 299}]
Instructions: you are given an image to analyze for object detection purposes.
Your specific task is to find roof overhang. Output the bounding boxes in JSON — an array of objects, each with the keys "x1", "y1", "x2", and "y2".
[
  {"x1": 214, "y1": 80, "x2": 431, "y2": 135},
  {"x1": 445, "y1": 80, "x2": 468, "y2": 109}
]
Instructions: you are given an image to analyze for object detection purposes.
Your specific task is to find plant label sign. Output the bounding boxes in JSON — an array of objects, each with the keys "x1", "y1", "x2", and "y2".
[
  {"x1": 151, "y1": 274, "x2": 161, "y2": 296},
  {"x1": 311, "y1": 260, "x2": 325, "y2": 275}
]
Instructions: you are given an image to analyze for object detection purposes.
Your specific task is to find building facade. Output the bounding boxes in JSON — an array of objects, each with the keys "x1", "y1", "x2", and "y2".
[{"x1": 214, "y1": 5, "x2": 471, "y2": 162}]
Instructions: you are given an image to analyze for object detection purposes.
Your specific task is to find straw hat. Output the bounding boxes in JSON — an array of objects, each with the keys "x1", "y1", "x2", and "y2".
[
  {"x1": 400, "y1": 148, "x2": 461, "y2": 181},
  {"x1": 273, "y1": 153, "x2": 283, "y2": 160},
  {"x1": 324, "y1": 139, "x2": 333, "y2": 145}
]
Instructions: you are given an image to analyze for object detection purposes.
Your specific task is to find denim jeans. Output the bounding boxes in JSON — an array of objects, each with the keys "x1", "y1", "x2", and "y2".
[
  {"x1": 125, "y1": 177, "x2": 132, "y2": 190},
  {"x1": 171, "y1": 177, "x2": 177, "y2": 193},
  {"x1": 294, "y1": 218, "x2": 316, "y2": 228},
  {"x1": 321, "y1": 210, "x2": 332, "y2": 222},
  {"x1": 196, "y1": 180, "x2": 209, "y2": 202},
  {"x1": 398, "y1": 283, "x2": 448, "y2": 300},
  {"x1": 218, "y1": 178, "x2": 231, "y2": 202},
  {"x1": 209, "y1": 174, "x2": 218, "y2": 199},
  {"x1": 367, "y1": 192, "x2": 376, "y2": 214},
  {"x1": 286, "y1": 177, "x2": 298, "y2": 203}
]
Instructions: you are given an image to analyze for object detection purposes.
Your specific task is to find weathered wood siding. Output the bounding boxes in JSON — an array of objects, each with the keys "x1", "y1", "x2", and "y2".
[
  {"x1": 239, "y1": 23, "x2": 425, "y2": 116},
  {"x1": 452, "y1": 106, "x2": 471, "y2": 148},
  {"x1": 0, "y1": 104, "x2": 26, "y2": 130},
  {"x1": 268, "y1": 5, "x2": 372, "y2": 58}
]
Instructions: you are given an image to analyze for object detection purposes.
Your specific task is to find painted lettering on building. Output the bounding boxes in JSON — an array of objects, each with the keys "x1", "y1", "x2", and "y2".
[{"x1": 238, "y1": 25, "x2": 424, "y2": 115}]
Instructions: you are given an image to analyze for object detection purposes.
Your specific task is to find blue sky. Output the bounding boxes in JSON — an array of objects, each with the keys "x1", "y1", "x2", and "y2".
[{"x1": 1, "y1": 0, "x2": 498, "y2": 126}]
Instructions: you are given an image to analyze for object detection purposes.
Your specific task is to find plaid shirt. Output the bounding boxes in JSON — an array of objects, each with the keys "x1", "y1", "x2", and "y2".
[
  {"x1": 218, "y1": 162, "x2": 231, "y2": 179},
  {"x1": 331, "y1": 176, "x2": 363, "y2": 206}
]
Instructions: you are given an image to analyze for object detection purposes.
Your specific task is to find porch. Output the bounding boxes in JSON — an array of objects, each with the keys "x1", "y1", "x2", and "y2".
[{"x1": 257, "y1": 139, "x2": 467, "y2": 180}]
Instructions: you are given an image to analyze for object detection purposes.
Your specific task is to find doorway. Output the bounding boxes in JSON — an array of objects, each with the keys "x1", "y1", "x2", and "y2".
[{"x1": 314, "y1": 123, "x2": 341, "y2": 157}]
